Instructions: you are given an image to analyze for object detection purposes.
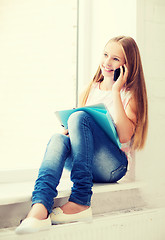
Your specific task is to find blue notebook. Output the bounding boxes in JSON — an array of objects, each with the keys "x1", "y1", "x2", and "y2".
[{"x1": 55, "y1": 104, "x2": 121, "y2": 148}]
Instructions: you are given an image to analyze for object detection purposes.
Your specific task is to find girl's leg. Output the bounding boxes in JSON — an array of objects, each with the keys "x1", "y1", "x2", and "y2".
[
  {"x1": 31, "y1": 133, "x2": 71, "y2": 216},
  {"x1": 64, "y1": 111, "x2": 128, "y2": 208},
  {"x1": 91, "y1": 128, "x2": 128, "y2": 184},
  {"x1": 15, "y1": 133, "x2": 71, "y2": 233},
  {"x1": 67, "y1": 111, "x2": 95, "y2": 207}
]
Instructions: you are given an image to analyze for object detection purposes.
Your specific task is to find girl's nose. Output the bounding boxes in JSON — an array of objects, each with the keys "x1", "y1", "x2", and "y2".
[{"x1": 105, "y1": 58, "x2": 112, "y2": 66}]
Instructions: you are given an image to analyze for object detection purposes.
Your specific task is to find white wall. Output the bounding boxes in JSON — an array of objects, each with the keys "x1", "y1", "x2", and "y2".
[
  {"x1": 78, "y1": 0, "x2": 137, "y2": 91},
  {"x1": 0, "y1": 0, "x2": 77, "y2": 170},
  {"x1": 78, "y1": 0, "x2": 165, "y2": 200},
  {"x1": 136, "y1": 0, "x2": 165, "y2": 202}
]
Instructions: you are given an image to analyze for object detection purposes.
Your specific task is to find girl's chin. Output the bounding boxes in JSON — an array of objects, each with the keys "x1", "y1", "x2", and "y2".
[
  {"x1": 101, "y1": 68, "x2": 114, "y2": 76},
  {"x1": 102, "y1": 71, "x2": 114, "y2": 78}
]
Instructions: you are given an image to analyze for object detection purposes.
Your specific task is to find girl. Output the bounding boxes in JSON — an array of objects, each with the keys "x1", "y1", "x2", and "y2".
[{"x1": 16, "y1": 36, "x2": 148, "y2": 234}]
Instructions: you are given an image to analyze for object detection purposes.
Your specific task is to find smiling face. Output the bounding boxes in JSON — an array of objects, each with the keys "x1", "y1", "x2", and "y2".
[{"x1": 100, "y1": 41, "x2": 126, "y2": 79}]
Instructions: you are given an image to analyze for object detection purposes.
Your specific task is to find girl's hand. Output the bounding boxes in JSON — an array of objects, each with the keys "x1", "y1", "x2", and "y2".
[
  {"x1": 112, "y1": 64, "x2": 128, "y2": 92},
  {"x1": 61, "y1": 128, "x2": 69, "y2": 137}
]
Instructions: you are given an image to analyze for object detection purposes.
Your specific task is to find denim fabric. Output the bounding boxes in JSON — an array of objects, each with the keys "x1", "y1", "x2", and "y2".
[{"x1": 32, "y1": 111, "x2": 128, "y2": 213}]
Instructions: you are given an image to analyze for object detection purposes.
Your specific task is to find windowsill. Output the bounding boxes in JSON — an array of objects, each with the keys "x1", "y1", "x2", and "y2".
[
  {"x1": 0, "y1": 172, "x2": 145, "y2": 229},
  {"x1": 0, "y1": 175, "x2": 141, "y2": 206},
  {"x1": 0, "y1": 163, "x2": 138, "y2": 206}
]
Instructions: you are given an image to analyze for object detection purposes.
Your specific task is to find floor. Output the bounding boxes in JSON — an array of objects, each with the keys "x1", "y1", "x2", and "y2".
[{"x1": 0, "y1": 207, "x2": 165, "y2": 240}]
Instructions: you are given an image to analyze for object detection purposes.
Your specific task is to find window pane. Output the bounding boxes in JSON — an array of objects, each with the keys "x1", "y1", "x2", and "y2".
[{"x1": 0, "y1": 0, "x2": 77, "y2": 169}]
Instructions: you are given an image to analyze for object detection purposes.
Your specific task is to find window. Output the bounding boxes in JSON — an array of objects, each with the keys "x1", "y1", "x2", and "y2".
[{"x1": 0, "y1": 0, "x2": 78, "y2": 170}]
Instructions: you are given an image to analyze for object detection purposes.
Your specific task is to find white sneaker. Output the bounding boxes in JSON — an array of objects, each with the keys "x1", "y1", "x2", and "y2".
[
  {"x1": 15, "y1": 216, "x2": 51, "y2": 234},
  {"x1": 50, "y1": 207, "x2": 93, "y2": 224}
]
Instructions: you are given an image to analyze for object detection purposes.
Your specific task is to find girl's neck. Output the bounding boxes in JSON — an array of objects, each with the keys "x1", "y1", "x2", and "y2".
[{"x1": 100, "y1": 77, "x2": 113, "y2": 91}]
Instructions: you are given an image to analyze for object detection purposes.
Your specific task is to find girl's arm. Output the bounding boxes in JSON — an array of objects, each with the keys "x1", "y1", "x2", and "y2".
[
  {"x1": 112, "y1": 65, "x2": 137, "y2": 143},
  {"x1": 112, "y1": 91, "x2": 136, "y2": 143}
]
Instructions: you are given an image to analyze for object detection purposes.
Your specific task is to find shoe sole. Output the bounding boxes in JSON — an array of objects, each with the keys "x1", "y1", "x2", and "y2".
[{"x1": 51, "y1": 216, "x2": 93, "y2": 225}]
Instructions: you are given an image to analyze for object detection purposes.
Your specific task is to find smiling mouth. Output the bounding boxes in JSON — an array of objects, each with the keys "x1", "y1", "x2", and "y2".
[{"x1": 103, "y1": 66, "x2": 114, "y2": 72}]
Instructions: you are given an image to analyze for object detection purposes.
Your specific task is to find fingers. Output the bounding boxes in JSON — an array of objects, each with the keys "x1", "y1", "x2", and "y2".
[
  {"x1": 121, "y1": 64, "x2": 128, "y2": 84},
  {"x1": 120, "y1": 64, "x2": 127, "y2": 76},
  {"x1": 124, "y1": 64, "x2": 128, "y2": 75},
  {"x1": 64, "y1": 129, "x2": 69, "y2": 135},
  {"x1": 118, "y1": 65, "x2": 125, "y2": 81},
  {"x1": 64, "y1": 129, "x2": 69, "y2": 137},
  {"x1": 61, "y1": 127, "x2": 69, "y2": 136},
  {"x1": 120, "y1": 65, "x2": 123, "y2": 76},
  {"x1": 112, "y1": 65, "x2": 128, "y2": 92}
]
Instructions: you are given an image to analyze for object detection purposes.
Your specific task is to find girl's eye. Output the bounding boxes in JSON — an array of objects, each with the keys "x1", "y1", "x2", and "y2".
[
  {"x1": 104, "y1": 53, "x2": 108, "y2": 57},
  {"x1": 114, "y1": 58, "x2": 119, "y2": 61}
]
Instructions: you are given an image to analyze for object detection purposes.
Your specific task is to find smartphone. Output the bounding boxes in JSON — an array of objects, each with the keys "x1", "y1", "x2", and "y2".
[{"x1": 113, "y1": 66, "x2": 125, "y2": 81}]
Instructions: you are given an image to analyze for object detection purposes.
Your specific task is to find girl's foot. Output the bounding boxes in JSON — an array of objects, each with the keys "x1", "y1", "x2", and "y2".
[
  {"x1": 50, "y1": 202, "x2": 92, "y2": 224},
  {"x1": 60, "y1": 201, "x2": 89, "y2": 214},
  {"x1": 26, "y1": 203, "x2": 48, "y2": 220},
  {"x1": 15, "y1": 204, "x2": 51, "y2": 234}
]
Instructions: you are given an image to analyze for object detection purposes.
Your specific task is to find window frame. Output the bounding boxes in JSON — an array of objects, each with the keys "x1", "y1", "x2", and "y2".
[{"x1": 0, "y1": 0, "x2": 79, "y2": 183}]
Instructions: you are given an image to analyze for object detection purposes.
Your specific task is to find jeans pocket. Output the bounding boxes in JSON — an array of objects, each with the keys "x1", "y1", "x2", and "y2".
[{"x1": 110, "y1": 165, "x2": 127, "y2": 183}]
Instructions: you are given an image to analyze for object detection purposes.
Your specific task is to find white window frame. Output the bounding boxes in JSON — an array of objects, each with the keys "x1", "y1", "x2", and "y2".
[{"x1": 0, "y1": 0, "x2": 79, "y2": 183}]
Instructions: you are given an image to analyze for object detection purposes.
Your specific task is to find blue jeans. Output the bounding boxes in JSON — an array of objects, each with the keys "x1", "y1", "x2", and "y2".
[{"x1": 32, "y1": 111, "x2": 128, "y2": 213}]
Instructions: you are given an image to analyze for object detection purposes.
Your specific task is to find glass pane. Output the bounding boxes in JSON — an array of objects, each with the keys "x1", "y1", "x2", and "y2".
[{"x1": 0, "y1": 0, "x2": 77, "y2": 169}]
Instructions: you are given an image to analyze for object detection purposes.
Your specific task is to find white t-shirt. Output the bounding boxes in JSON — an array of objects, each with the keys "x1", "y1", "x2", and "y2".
[{"x1": 86, "y1": 82, "x2": 134, "y2": 163}]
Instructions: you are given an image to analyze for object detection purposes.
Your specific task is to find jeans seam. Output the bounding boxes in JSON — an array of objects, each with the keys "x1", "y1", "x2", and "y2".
[
  {"x1": 82, "y1": 115, "x2": 93, "y2": 204},
  {"x1": 110, "y1": 165, "x2": 127, "y2": 182},
  {"x1": 82, "y1": 115, "x2": 94, "y2": 182},
  {"x1": 82, "y1": 116, "x2": 90, "y2": 169}
]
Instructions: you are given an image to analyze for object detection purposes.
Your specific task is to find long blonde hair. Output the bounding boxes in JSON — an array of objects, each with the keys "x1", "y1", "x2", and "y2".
[{"x1": 79, "y1": 36, "x2": 148, "y2": 150}]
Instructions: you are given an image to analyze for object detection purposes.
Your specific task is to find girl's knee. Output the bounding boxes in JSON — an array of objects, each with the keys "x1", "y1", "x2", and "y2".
[
  {"x1": 68, "y1": 111, "x2": 89, "y2": 127},
  {"x1": 49, "y1": 133, "x2": 70, "y2": 149},
  {"x1": 42, "y1": 133, "x2": 71, "y2": 169}
]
